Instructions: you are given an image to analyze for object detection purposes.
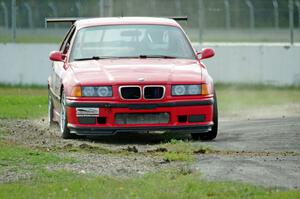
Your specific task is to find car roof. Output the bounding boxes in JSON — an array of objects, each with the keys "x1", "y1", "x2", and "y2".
[{"x1": 74, "y1": 17, "x2": 181, "y2": 29}]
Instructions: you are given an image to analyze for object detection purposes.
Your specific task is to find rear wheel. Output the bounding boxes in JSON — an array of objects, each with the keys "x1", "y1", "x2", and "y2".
[
  {"x1": 191, "y1": 92, "x2": 218, "y2": 141},
  {"x1": 59, "y1": 92, "x2": 74, "y2": 139}
]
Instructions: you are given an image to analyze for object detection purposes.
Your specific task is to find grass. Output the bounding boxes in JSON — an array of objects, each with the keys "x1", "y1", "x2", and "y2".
[
  {"x1": 0, "y1": 85, "x2": 47, "y2": 119},
  {"x1": 47, "y1": 142, "x2": 115, "y2": 155},
  {"x1": 0, "y1": 168, "x2": 299, "y2": 199},
  {"x1": 43, "y1": 139, "x2": 212, "y2": 161},
  {"x1": 0, "y1": 136, "x2": 298, "y2": 198},
  {"x1": 162, "y1": 139, "x2": 194, "y2": 162},
  {"x1": 0, "y1": 135, "x2": 299, "y2": 198},
  {"x1": 160, "y1": 139, "x2": 213, "y2": 162},
  {"x1": 0, "y1": 140, "x2": 75, "y2": 166},
  {"x1": 0, "y1": 139, "x2": 76, "y2": 180},
  {"x1": 215, "y1": 84, "x2": 300, "y2": 117}
]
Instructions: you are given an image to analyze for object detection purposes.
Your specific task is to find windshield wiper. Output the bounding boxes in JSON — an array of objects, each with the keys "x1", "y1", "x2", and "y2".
[
  {"x1": 74, "y1": 56, "x2": 102, "y2": 61},
  {"x1": 74, "y1": 56, "x2": 142, "y2": 61},
  {"x1": 139, "y1": 55, "x2": 177, "y2": 59},
  {"x1": 74, "y1": 55, "x2": 178, "y2": 61},
  {"x1": 113, "y1": 56, "x2": 140, "y2": 59}
]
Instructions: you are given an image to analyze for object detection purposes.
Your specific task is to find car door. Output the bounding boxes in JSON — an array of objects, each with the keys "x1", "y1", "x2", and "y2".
[{"x1": 50, "y1": 25, "x2": 76, "y2": 107}]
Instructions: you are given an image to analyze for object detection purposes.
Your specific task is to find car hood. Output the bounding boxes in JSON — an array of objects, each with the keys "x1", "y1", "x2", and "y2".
[{"x1": 70, "y1": 59, "x2": 202, "y2": 85}]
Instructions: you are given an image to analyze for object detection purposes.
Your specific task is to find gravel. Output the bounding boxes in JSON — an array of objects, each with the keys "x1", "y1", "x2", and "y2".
[
  {"x1": 195, "y1": 116, "x2": 300, "y2": 189},
  {"x1": 0, "y1": 115, "x2": 299, "y2": 189},
  {"x1": 0, "y1": 118, "x2": 184, "y2": 182}
]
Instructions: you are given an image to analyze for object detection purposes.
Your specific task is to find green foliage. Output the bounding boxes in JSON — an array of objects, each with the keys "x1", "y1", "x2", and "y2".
[
  {"x1": 163, "y1": 151, "x2": 193, "y2": 162},
  {"x1": 0, "y1": 141, "x2": 76, "y2": 176},
  {"x1": 0, "y1": 142, "x2": 70, "y2": 166},
  {"x1": 0, "y1": 87, "x2": 47, "y2": 119},
  {"x1": 0, "y1": 168, "x2": 299, "y2": 199},
  {"x1": 160, "y1": 139, "x2": 214, "y2": 162},
  {"x1": 215, "y1": 84, "x2": 300, "y2": 117},
  {"x1": 0, "y1": 129, "x2": 299, "y2": 198}
]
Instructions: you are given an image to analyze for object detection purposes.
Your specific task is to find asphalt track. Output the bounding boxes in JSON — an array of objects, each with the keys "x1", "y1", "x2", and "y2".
[{"x1": 196, "y1": 116, "x2": 300, "y2": 189}]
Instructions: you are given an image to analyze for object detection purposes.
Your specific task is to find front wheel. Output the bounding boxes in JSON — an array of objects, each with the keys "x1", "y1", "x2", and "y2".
[
  {"x1": 191, "y1": 92, "x2": 218, "y2": 141},
  {"x1": 59, "y1": 92, "x2": 73, "y2": 139}
]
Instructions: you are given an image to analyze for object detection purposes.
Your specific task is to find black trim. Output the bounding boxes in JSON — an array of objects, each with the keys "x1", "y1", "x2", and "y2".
[
  {"x1": 45, "y1": 16, "x2": 188, "y2": 28},
  {"x1": 188, "y1": 115, "x2": 205, "y2": 123},
  {"x1": 78, "y1": 117, "x2": 97, "y2": 124},
  {"x1": 66, "y1": 99, "x2": 214, "y2": 110},
  {"x1": 68, "y1": 124, "x2": 212, "y2": 136}
]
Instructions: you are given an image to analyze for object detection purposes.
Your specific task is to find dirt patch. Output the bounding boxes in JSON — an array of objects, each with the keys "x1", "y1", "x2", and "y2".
[
  {"x1": 0, "y1": 169, "x2": 33, "y2": 184},
  {"x1": 46, "y1": 152, "x2": 174, "y2": 178},
  {"x1": 1, "y1": 116, "x2": 299, "y2": 189},
  {"x1": 0, "y1": 118, "x2": 185, "y2": 182}
]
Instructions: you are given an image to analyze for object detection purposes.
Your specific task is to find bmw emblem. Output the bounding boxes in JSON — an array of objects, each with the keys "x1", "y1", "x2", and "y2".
[{"x1": 138, "y1": 78, "x2": 145, "y2": 82}]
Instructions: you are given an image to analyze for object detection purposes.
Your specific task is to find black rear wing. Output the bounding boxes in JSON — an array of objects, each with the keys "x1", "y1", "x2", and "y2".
[
  {"x1": 45, "y1": 18, "x2": 79, "y2": 28},
  {"x1": 45, "y1": 16, "x2": 188, "y2": 28},
  {"x1": 168, "y1": 16, "x2": 188, "y2": 21}
]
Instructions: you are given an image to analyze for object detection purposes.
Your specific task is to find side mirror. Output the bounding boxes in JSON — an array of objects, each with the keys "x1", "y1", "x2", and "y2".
[
  {"x1": 197, "y1": 48, "x2": 215, "y2": 60},
  {"x1": 49, "y1": 51, "x2": 63, "y2": 62}
]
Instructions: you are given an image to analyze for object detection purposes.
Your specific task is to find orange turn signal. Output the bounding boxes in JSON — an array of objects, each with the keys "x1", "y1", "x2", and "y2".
[
  {"x1": 201, "y1": 84, "x2": 209, "y2": 95},
  {"x1": 71, "y1": 86, "x2": 82, "y2": 97}
]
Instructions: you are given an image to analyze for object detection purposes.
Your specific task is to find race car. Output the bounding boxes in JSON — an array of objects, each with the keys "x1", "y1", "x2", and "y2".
[{"x1": 47, "y1": 17, "x2": 218, "y2": 140}]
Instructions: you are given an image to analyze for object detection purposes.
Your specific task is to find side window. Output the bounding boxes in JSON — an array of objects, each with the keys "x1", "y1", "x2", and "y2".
[{"x1": 59, "y1": 25, "x2": 76, "y2": 55}]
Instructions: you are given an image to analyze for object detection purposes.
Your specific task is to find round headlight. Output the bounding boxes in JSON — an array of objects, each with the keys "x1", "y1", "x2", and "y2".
[
  {"x1": 82, "y1": 87, "x2": 95, "y2": 96},
  {"x1": 173, "y1": 85, "x2": 186, "y2": 95},
  {"x1": 97, "y1": 87, "x2": 109, "y2": 96},
  {"x1": 187, "y1": 85, "x2": 200, "y2": 95}
]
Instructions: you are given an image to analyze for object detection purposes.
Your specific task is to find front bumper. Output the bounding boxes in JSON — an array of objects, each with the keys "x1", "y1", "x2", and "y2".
[
  {"x1": 68, "y1": 125, "x2": 212, "y2": 136},
  {"x1": 66, "y1": 99, "x2": 214, "y2": 135}
]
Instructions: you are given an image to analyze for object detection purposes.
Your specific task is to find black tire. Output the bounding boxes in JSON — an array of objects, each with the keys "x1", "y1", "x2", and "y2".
[
  {"x1": 59, "y1": 92, "x2": 74, "y2": 139},
  {"x1": 48, "y1": 91, "x2": 56, "y2": 127},
  {"x1": 191, "y1": 92, "x2": 218, "y2": 141}
]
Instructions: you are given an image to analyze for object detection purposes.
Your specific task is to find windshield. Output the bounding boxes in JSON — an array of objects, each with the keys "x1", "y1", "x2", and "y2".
[{"x1": 70, "y1": 25, "x2": 195, "y2": 61}]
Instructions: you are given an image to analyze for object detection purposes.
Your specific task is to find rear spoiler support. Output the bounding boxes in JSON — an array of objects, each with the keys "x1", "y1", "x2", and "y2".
[
  {"x1": 169, "y1": 16, "x2": 188, "y2": 21},
  {"x1": 45, "y1": 18, "x2": 80, "y2": 28},
  {"x1": 45, "y1": 16, "x2": 188, "y2": 28}
]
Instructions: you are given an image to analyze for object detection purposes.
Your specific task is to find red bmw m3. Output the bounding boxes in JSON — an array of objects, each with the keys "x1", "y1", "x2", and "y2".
[{"x1": 47, "y1": 17, "x2": 218, "y2": 140}]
